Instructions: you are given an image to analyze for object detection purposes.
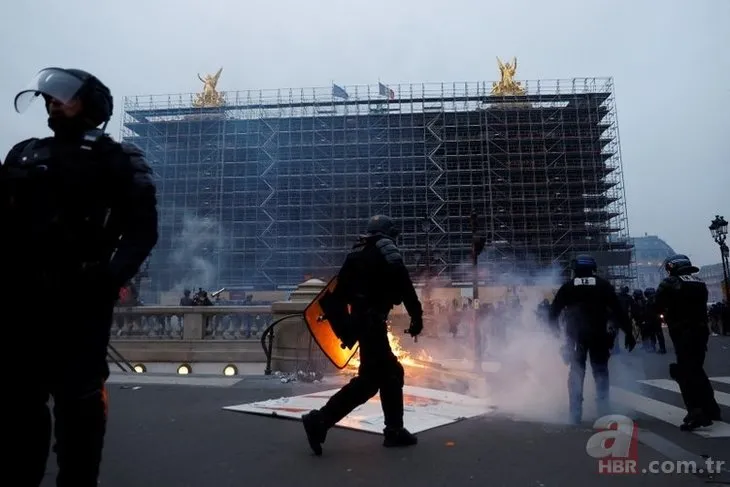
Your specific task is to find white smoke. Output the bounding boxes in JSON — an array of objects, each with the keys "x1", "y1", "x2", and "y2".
[
  {"x1": 168, "y1": 214, "x2": 225, "y2": 292},
  {"x1": 414, "y1": 265, "x2": 646, "y2": 426}
]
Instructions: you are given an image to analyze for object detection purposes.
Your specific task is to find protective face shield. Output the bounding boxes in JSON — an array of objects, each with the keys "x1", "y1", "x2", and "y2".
[{"x1": 14, "y1": 68, "x2": 88, "y2": 114}]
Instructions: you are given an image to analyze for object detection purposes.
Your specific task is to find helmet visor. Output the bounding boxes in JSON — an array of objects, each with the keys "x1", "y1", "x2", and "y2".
[{"x1": 14, "y1": 68, "x2": 86, "y2": 113}]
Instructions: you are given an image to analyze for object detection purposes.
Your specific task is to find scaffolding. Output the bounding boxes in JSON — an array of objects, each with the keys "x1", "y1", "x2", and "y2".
[{"x1": 122, "y1": 78, "x2": 635, "y2": 298}]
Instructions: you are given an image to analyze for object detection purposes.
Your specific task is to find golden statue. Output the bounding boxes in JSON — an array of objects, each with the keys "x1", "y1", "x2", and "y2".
[
  {"x1": 193, "y1": 67, "x2": 225, "y2": 107},
  {"x1": 491, "y1": 57, "x2": 526, "y2": 96}
]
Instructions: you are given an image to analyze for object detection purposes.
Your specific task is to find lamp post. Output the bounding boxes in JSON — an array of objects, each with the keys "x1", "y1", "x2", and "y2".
[{"x1": 709, "y1": 215, "x2": 729, "y2": 304}]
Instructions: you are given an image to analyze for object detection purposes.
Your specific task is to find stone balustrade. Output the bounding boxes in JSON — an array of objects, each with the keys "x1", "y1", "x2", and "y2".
[
  {"x1": 111, "y1": 305, "x2": 274, "y2": 363},
  {"x1": 110, "y1": 279, "x2": 331, "y2": 371}
]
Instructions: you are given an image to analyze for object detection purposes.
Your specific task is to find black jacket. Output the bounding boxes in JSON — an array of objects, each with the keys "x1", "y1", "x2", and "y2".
[
  {"x1": 0, "y1": 132, "x2": 158, "y2": 292},
  {"x1": 334, "y1": 234, "x2": 422, "y2": 321},
  {"x1": 655, "y1": 274, "x2": 708, "y2": 334},
  {"x1": 549, "y1": 275, "x2": 632, "y2": 341}
]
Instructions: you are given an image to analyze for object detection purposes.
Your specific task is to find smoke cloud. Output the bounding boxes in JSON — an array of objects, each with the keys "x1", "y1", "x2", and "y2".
[
  {"x1": 168, "y1": 213, "x2": 225, "y2": 292},
  {"x1": 412, "y1": 265, "x2": 646, "y2": 426}
]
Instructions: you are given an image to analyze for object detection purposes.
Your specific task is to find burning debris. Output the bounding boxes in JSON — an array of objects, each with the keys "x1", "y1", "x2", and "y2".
[
  {"x1": 344, "y1": 325, "x2": 434, "y2": 372},
  {"x1": 274, "y1": 370, "x2": 324, "y2": 384}
]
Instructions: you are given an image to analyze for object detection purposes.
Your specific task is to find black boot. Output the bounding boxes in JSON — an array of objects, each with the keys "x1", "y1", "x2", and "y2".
[
  {"x1": 383, "y1": 427, "x2": 418, "y2": 447},
  {"x1": 680, "y1": 409, "x2": 713, "y2": 431},
  {"x1": 302, "y1": 410, "x2": 328, "y2": 456}
]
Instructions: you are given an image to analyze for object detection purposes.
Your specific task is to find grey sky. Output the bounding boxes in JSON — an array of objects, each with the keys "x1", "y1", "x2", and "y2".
[{"x1": 0, "y1": 0, "x2": 727, "y2": 265}]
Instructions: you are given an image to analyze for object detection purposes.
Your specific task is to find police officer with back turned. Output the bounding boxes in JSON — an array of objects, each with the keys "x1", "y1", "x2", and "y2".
[
  {"x1": 549, "y1": 255, "x2": 636, "y2": 424},
  {"x1": 655, "y1": 254, "x2": 721, "y2": 430},
  {"x1": 1, "y1": 67, "x2": 158, "y2": 486},
  {"x1": 302, "y1": 215, "x2": 423, "y2": 455}
]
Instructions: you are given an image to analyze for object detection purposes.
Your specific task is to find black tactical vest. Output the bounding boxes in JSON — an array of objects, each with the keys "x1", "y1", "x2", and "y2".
[{"x1": 0, "y1": 130, "x2": 122, "y2": 274}]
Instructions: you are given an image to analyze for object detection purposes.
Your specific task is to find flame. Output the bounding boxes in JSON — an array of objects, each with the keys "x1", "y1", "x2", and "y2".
[{"x1": 346, "y1": 326, "x2": 433, "y2": 371}]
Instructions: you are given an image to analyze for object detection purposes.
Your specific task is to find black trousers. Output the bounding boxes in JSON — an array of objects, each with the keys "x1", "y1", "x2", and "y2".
[
  {"x1": 646, "y1": 320, "x2": 666, "y2": 351},
  {"x1": 320, "y1": 319, "x2": 405, "y2": 430},
  {"x1": 669, "y1": 326, "x2": 720, "y2": 418},
  {"x1": 567, "y1": 334, "x2": 611, "y2": 416},
  {"x1": 9, "y1": 293, "x2": 115, "y2": 487}
]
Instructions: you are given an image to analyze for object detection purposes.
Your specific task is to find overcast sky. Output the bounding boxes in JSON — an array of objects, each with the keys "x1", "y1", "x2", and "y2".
[{"x1": 0, "y1": 0, "x2": 727, "y2": 266}]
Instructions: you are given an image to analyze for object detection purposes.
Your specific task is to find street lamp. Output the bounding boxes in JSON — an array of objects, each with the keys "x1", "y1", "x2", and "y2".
[{"x1": 709, "y1": 215, "x2": 729, "y2": 303}]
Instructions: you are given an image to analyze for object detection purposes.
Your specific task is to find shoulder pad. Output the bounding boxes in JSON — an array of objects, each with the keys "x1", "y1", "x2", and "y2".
[
  {"x1": 375, "y1": 237, "x2": 403, "y2": 265},
  {"x1": 4, "y1": 138, "x2": 41, "y2": 165},
  {"x1": 659, "y1": 276, "x2": 682, "y2": 290},
  {"x1": 120, "y1": 141, "x2": 145, "y2": 158},
  {"x1": 119, "y1": 142, "x2": 153, "y2": 174}
]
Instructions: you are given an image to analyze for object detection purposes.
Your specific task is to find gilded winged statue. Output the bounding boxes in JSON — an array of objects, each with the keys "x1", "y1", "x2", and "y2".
[
  {"x1": 492, "y1": 57, "x2": 526, "y2": 96},
  {"x1": 193, "y1": 67, "x2": 225, "y2": 107}
]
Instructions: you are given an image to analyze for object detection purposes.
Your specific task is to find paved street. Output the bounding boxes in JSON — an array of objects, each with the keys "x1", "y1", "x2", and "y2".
[{"x1": 39, "y1": 334, "x2": 730, "y2": 486}]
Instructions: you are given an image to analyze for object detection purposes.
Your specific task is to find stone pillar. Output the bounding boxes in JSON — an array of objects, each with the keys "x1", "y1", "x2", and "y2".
[
  {"x1": 269, "y1": 278, "x2": 335, "y2": 374},
  {"x1": 181, "y1": 309, "x2": 205, "y2": 340}
]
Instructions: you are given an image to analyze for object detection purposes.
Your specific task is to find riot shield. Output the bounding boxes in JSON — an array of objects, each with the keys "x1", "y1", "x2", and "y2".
[{"x1": 303, "y1": 276, "x2": 359, "y2": 369}]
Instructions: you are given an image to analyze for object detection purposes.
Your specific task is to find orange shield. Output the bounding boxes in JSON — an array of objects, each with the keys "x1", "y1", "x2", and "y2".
[{"x1": 303, "y1": 276, "x2": 359, "y2": 369}]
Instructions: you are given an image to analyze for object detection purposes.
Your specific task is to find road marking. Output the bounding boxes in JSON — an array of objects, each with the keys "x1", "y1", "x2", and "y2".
[
  {"x1": 610, "y1": 386, "x2": 730, "y2": 438},
  {"x1": 711, "y1": 377, "x2": 730, "y2": 386},
  {"x1": 639, "y1": 379, "x2": 730, "y2": 407}
]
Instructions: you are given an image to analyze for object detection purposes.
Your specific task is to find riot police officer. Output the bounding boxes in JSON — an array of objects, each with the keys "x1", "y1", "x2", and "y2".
[
  {"x1": 631, "y1": 289, "x2": 651, "y2": 349},
  {"x1": 655, "y1": 254, "x2": 721, "y2": 430},
  {"x1": 302, "y1": 215, "x2": 423, "y2": 455},
  {"x1": 1, "y1": 67, "x2": 158, "y2": 486},
  {"x1": 612, "y1": 286, "x2": 634, "y2": 354},
  {"x1": 549, "y1": 255, "x2": 636, "y2": 424},
  {"x1": 643, "y1": 288, "x2": 666, "y2": 354}
]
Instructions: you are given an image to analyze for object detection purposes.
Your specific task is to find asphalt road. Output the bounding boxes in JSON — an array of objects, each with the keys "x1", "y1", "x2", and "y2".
[{"x1": 38, "y1": 333, "x2": 729, "y2": 487}]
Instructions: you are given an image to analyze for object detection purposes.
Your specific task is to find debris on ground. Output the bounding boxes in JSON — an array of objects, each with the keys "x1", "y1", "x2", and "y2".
[{"x1": 273, "y1": 370, "x2": 324, "y2": 383}]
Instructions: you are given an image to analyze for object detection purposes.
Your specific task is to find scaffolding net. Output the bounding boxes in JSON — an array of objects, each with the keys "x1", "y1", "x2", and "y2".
[{"x1": 122, "y1": 78, "x2": 634, "y2": 299}]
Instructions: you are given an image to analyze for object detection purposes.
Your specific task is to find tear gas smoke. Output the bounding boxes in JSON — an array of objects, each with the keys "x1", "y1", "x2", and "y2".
[
  {"x1": 168, "y1": 214, "x2": 225, "y2": 292},
  {"x1": 413, "y1": 265, "x2": 646, "y2": 425}
]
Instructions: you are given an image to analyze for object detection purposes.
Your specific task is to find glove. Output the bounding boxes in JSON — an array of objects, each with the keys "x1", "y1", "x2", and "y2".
[
  {"x1": 624, "y1": 332, "x2": 636, "y2": 352},
  {"x1": 406, "y1": 315, "x2": 423, "y2": 338}
]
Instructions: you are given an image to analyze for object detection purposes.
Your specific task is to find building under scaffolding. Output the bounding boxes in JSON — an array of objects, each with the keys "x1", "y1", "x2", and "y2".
[{"x1": 122, "y1": 77, "x2": 634, "y2": 298}]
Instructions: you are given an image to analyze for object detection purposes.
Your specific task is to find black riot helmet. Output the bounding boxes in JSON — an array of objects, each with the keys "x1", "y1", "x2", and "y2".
[
  {"x1": 366, "y1": 215, "x2": 400, "y2": 239},
  {"x1": 644, "y1": 287, "x2": 656, "y2": 297},
  {"x1": 14, "y1": 67, "x2": 114, "y2": 128},
  {"x1": 633, "y1": 289, "x2": 644, "y2": 299},
  {"x1": 571, "y1": 254, "x2": 597, "y2": 278},
  {"x1": 662, "y1": 254, "x2": 699, "y2": 276},
  {"x1": 620, "y1": 286, "x2": 630, "y2": 294}
]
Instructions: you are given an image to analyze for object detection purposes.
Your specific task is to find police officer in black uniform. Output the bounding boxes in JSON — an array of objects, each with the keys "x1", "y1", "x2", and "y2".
[
  {"x1": 302, "y1": 215, "x2": 423, "y2": 455},
  {"x1": 613, "y1": 286, "x2": 634, "y2": 354},
  {"x1": 549, "y1": 255, "x2": 636, "y2": 424},
  {"x1": 2, "y1": 67, "x2": 158, "y2": 486},
  {"x1": 643, "y1": 287, "x2": 666, "y2": 354},
  {"x1": 655, "y1": 254, "x2": 721, "y2": 430}
]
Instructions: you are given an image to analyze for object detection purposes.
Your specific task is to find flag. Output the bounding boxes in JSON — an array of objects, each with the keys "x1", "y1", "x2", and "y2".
[
  {"x1": 378, "y1": 82, "x2": 395, "y2": 100},
  {"x1": 332, "y1": 83, "x2": 349, "y2": 99}
]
